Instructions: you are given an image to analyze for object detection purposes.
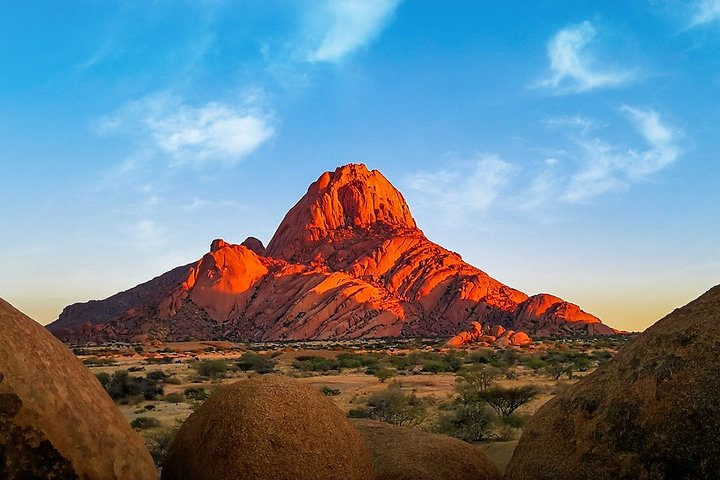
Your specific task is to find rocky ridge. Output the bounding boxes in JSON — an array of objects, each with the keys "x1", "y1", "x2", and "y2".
[{"x1": 49, "y1": 163, "x2": 617, "y2": 343}]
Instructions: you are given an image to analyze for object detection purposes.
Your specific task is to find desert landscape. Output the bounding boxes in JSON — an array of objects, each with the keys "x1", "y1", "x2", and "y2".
[{"x1": 2, "y1": 1, "x2": 719, "y2": 479}]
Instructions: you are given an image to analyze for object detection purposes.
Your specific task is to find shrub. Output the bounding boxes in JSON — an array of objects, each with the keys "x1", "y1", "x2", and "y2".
[
  {"x1": 374, "y1": 367, "x2": 396, "y2": 383},
  {"x1": 366, "y1": 383, "x2": 427, "y2": 427},
  {"x1": 436, "y1": 402, "x2": 495, "y2": 442},
  {"x1": 457, "y1": 365, "x2": 499, "y2": 396},
  {"x1": 146, "y1": 424, "x2": 181, "y2": 467},
  {"x1": 105, "y1": 370, "x2": 164, "y2": 401},
  {"x1": 421, "y1": 360, "x2": 448, "y2": 374},
  {"x1": 130, "y1": 416, "x2": 161, "y2": 430},
  {"x1": 321, "y1": 386, "x2": 341, "y2": 396},
  {"x1": 236, "y1": 352, "x2": 276, "y2": 374},
  {"x1": 164, "y1": 392, "x2": 185, "y2": 403},
  {"x1": 347, "y1": 407, "x2": 371, "y2": 418},
  {"x1": 95, "y1": 372, "x2": 111, "y2": 388},
  {"x1": 523, "y1": 356, "x2": 548, "y2": 371},
  {"x1": 292, "y1": 356, "x2": 338, "y2": 372},
  {"x1": 183, "y1": 387, "x2": 209, "y2": 401},
  {"x1": 194, "y1": 359, "x2": 228, "y2": 379}
]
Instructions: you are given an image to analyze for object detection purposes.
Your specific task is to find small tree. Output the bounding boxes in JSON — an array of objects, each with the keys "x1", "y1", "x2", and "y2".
[
  {"x1": 195, "y1": 359, "x2": 228, "y2": 379},
  {"x1": 437, "y1": 401, "x2": 495, "y2": 442},
  {"x1": 457, "y1": 365, "x2": 500, "y2": 395},
  {"x1": 478, "y1": 385, "x2": 539, "y2": 418},
  {"x1": 374, "y1": 367, "x2": 396, "y2": 383},
  {"x1": 367, "y1": 383, "x2": 427, "y2": 427}
]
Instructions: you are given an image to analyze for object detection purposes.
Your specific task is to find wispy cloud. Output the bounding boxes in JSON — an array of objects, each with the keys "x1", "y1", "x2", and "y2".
[
  {"x1": 563, "y1": 106, "x2": 680, "y2": 201},
  {"x1": 690, "y1": 0, "x2": 720, "y2": 26},
  {"x1": 99, "y1": 92, "x2": 274, "y2": 166},
  {"x1": 404, "y1": 154, "x2": 516, "y2": 222},
  {"x1": 306, "y1": 0, "x2": 402, "y2": 63},
  {"x1": 404, "y1": 108, "x2": 680, "y2": 222},
  {"x1": 538, "y1": 21, "x2": 635, "y2": 93}
]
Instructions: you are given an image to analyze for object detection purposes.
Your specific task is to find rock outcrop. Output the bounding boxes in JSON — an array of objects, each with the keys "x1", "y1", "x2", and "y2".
[
  {"x1": 49, "y1": 163, "x2": 616, "y2": 343},
  {"x1": 162, "y1": 375, "x2": 374, "y2": 480},
  {"x1": 351, "y1": 419, "x2": 501, "y2": 480},
  {"x1": 447, "y1": 321, "x2": 532, "y2": 348},
  {"x1": 505, "y1": 284, "x2": 720, "y2": 480},
  {"x1": 0, "y1": 297, "x2": 155, "y2": 480}
]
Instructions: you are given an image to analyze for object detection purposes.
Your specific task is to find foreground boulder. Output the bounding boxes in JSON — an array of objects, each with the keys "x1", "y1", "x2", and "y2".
[
  {"x1": 351, "y1": 419, "x2": 501, "y2": 480},
  {"x1": 0, "y1": 297, "x2": 155, "y2": 480},
  {"x1": 162, "y1": 375, "x2": 374, "y2": 480},
  {"x1": 506, "y1": 284, "x2": 720, "y2": 480}
]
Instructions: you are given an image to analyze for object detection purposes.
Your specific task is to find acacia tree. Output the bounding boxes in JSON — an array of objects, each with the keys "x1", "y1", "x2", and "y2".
[
  {"x1": 457, "y1": 364, "x2": 500, "y2": 395},
  {"x1": 477, "y1": 385, "x2": 539, "y2": 418}
]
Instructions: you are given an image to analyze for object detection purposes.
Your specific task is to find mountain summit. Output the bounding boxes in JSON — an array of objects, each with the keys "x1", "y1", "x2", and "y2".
[{"x1": 49, "y1": 163, "x2": 617, "y2": 343}]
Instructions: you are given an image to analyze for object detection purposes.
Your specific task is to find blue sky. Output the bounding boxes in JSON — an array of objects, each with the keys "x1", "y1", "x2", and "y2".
[{"x1": 1, "y1": 0, "x2": 718, "y2": 331}]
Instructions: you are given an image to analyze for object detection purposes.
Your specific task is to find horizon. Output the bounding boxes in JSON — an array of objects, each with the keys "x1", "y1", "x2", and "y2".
[{"x1": 2, "y1": 1, "x2": 719, "y2": 332}]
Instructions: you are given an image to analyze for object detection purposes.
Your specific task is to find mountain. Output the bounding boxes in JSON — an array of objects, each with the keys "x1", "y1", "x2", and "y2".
[{"x1": 48, "y1": 163, "x2": 617, "y2": 343}]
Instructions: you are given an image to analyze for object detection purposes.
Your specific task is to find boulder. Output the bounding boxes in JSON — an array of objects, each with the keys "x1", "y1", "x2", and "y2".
[
  {"x1": 351, "y1": 419, "x2": 501, "y2": 480},
  {"x1": 0, "y1": 297, "x2": 155, "y2": 480},
  {"x1": 506, "y1": 284, "x2": 720, "y2": 480},
  {"x1": 162, "y1": 375, "x2": 374, "y2": 480}
]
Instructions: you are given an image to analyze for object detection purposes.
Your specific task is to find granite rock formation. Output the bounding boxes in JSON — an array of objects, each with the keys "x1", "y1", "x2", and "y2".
[
  {"x1": 505, "y1": 284, "x2": 720, "y2": 480},
  {"x1": 0, "y1": 297, "x2": 155, "y2": 480},
  {"x1": 49, "y1": 163, "x2": 617, "y2": 343},
  {"x1": 351, "y1": 419, "x2": 501, "y2": 480},
  {"x1": 162, "y1": 375, "x2": 374, "y2": 480}
]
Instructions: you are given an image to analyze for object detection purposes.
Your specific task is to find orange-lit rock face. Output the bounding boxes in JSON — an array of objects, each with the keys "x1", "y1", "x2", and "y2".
[
  {"x1": 513, "y1": 293, "x2": 613, "y2": 336},
  {"x1": 48, "y1": 163, "x2": 617, "y2": 344},
  {"x1": 448, "y1": 321, "x2": 533, "y2": 348},
  {"x1": 266, "y1": 164, "x2": 417, "y2": 259},
  {"x1": 185, "y1": 241, "x2": 268, "y2": 319}
]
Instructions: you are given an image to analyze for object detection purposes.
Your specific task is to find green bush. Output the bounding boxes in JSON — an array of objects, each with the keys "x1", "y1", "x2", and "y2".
[
  {"x1": 183, "y1": 387, "x2": 209, "y2": 401},
  {"x1": 146, "y1": 424, "x2": 181, "y2": 467},
  {"x1": 436, "y1": 402, "x2": 495, "y2": 442},
  {"x1": 347, "y1": 407, "x2": 371, "y2": 418},
  {"x1": 321, "y1": 386, "x2": 341, "y2": 396},
  {"x1": 130, "y1": 416, "x2": 161, "y2": 430},
  {"x1": 292, "y1": 356, "x2": 338, "y2": 372},
  {"x1": 164, "y1": 392, "x2": 184, "y2": 403},
  {"x1": 374, "y1": 367, "x2": 396, "y2": 383},
  {"x1": 194, "y1": 359, "x2": 228, "y2": 379},
  {"x1": 236, "y1": 352, "x2": 276, "y2": 374},
  {"x1": 366, "y1": 383, "x2": 427, "y2": 427},
  {"x1": 104, "y1": 370, "x2": 164, "y2": 401}
]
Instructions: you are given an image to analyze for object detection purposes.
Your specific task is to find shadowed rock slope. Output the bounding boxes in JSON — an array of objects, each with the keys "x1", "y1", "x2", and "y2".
[
  {"x1": 162, "y1": 375, "x2": 374, "y2": 480},
  {"x1": 0, "y1": 297, "x2": 155, "y2": 480},
  {"x1": 351, "y1": 419, "x2": 501, "y2": 480},
  {"x1": 49, "y1": 163, "x2": 615, "y2": 343},
  {"x1": 505, "y1": 284, "x2": 720, "y2": 480}
]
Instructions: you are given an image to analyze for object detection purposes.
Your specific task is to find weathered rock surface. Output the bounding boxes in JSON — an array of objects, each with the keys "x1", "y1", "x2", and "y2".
[
  {"x1": 447, "y1": 321, "x2": 532, "y2": 348},
  {"x1": 162, "y1": 375, "x2": 374, "y2": 480},
  {"x1": 351, "y1": 419, "x2": 501, "y2": 480},
  {"x1": 0, "y1": 297, "x2": 155, "y2": 480},
  {"x1": 49, "y1": 163, "x2": 616, "y2": 343},
  {"x1": 505, "y1": 284, "x2": 720, "y2": 480}
]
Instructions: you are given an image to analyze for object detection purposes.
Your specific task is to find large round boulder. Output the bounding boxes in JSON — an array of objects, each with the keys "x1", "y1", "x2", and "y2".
[
  {"x1": 162, "y1": 375, "x2": 374, "y2": 480},
  {"x1": 351, "y1": 419, "x2": 501, "y2": 480},
  {"x1": 506, "y1": 284, "x2": 720, "y2": 480},
  {"x1": 0, "y1": 297, "x2": 155, "y2": 480}
]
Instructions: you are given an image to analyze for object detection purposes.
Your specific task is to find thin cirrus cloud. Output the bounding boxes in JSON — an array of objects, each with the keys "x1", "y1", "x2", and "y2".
[
  {"x1": 560, "y1": 106, "x2": 680, "y2": 202},
  {"x1": 403, "y1": 154, "x2": 516, "y2": 223},
  {"x1": 98, "y1": 92, "x2": 274, "y2": 167},
  {"x1": 404, "y1": 107, "x2": 680, "y2": 222},
  {"x1": 537, "y1": 21, "x2": 635, "y2": 93},
  {"x1": 689, "y1": 0, "x2": 720, "y2": 26},
  {"x1": 306, "y1": 0, "x2": 402, "y2": 63}
]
